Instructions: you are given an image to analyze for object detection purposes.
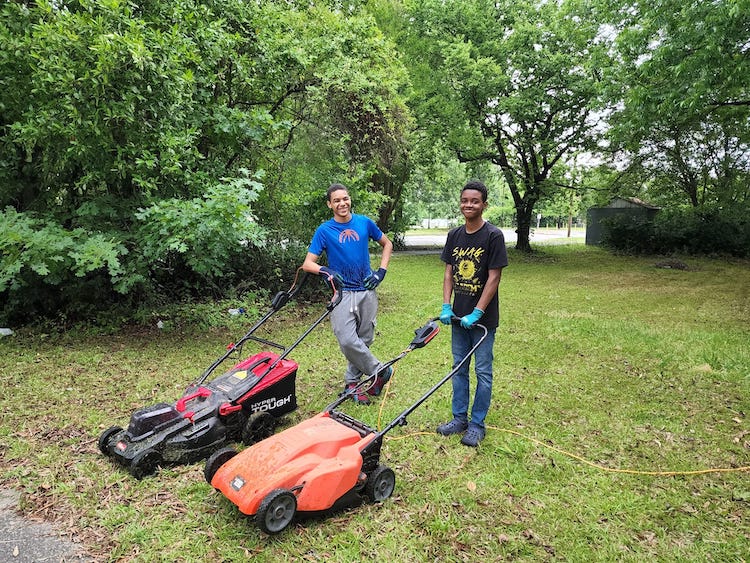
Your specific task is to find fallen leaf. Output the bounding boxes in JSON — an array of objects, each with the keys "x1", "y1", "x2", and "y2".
[{"x1": 467, "y1": 481, "x2": 477, "y2": 492}]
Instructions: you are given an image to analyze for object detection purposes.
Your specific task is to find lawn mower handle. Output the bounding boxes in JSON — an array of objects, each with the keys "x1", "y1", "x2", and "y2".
[
  {"x1": 271, "y1": 268, "x2": 342, "y2": 312},
  {"x1": 270, "y1": 268, "x2": 310, "y2": 311},
  {"x1": 194, "y1": 269, "x2": 341, "y2": 386},
  {"x1": 323, "y1": 273, "x2": 343, "y2": 311},
  {"x1": 368, "y1": 321, "x2": 489, "y2": 442},
  {"x1": 327, "y1": 318, "x2": 440, "y2": 410}
]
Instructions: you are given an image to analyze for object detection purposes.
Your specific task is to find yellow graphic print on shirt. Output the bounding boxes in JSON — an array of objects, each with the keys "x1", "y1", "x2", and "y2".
[{"x1": 452, "y1": 246, "x2": 485, "y2": 296}]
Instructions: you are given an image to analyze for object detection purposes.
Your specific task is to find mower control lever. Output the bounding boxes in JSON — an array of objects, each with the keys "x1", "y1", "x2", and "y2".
[
  {"x1": 271, "y1": 291, "x2": 290, "y2": 310},
  {"x1": 325, "y1": 275, "x2": 343, "y2": 311},
  {"x1": 408, "y1": 320, "x2": 440, "y2": 349}
]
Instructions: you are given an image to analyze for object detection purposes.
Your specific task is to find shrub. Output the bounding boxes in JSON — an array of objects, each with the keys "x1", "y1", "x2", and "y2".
[{"x1": 600, "y1": 206, "x2": 750, "y2": 257}]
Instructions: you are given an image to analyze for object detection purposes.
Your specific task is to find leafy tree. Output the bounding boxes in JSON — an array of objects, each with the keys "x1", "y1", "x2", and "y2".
[
  {"x1": 246, "y1": 2, "x2": 412, "y2": 238},
  {"x1": 0, "y1": 0, "x2": 411, "y2": 322},
  {"x1": 602, "y1": 0, "x2": 750, "y2": 209},
  {"x1": 401, "y1": 0, "x2": 611, "y2": 251}
]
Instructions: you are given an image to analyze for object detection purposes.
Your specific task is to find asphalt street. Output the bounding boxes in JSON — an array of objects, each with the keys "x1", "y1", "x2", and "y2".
[
  {"x1": 0, "y1": 489, "x2": 91, "y2": 562},
  {"x1": 402, "y1": 227, "x2": 584, "y2": 249}
]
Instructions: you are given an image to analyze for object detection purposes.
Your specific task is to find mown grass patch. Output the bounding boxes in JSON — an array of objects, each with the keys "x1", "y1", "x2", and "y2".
[{"x1": 1, "y1": 246, "x2": 748, "y2": 561}]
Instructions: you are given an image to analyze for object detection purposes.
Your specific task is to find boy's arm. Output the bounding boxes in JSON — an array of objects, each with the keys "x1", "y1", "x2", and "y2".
[
  {"x1": 438, "y1": 263, "x2": 455, "y2": 324},
  {"x1": 376, "y1": 233, "x2": 393, "y2": 271},
  {"x1": 442, "y1": 263, "x2": 454, "y2": 304},
  {"x1": 302, "y1": 252, "x2": 322, "y2": 274},
  {"x1": 475, "y1": 268, "x2": 502, "y2": 312}
]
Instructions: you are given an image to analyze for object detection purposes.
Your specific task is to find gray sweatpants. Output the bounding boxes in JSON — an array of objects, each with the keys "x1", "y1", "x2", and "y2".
[{"x1": 330, "y1": 290, "x2": 384, "y2": 385}]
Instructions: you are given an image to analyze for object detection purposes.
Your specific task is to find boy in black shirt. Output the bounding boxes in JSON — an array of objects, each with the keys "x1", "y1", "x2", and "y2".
[{"x1": 437, "y1": 180, "x2": 508, "y2": 446}]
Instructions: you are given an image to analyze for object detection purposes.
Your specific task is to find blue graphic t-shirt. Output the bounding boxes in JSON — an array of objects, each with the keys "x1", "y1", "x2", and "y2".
[{"x1": 309, "y1": 214, "x2": 384, "y2": 290}]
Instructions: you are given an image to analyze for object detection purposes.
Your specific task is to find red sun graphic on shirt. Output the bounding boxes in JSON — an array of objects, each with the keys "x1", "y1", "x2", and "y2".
[{"x1": 339, "y1": 229, "x2": 360, "y2": 243}]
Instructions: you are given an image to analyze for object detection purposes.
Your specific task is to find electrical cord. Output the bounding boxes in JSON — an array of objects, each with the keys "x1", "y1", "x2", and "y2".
[
  {"x1": 376, "y1": 367, "x2": 750, "y2": 476},
  {"x1": 486, "y1": 426, "x2": 750, "y2": 476}
]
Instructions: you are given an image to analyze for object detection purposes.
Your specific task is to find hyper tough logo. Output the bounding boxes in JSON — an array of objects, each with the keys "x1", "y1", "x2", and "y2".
[{"x1": 250, "y1": 393, "x2": 293, "y2": 413}]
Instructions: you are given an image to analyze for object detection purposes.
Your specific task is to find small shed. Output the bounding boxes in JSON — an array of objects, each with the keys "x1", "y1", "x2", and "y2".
[{"x1": 586, "y1": 197, "x2": 661, "y2": 246}]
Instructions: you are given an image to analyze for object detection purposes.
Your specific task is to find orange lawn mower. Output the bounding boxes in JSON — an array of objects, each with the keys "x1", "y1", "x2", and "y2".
[
  {"x1": 204, "y1": 319, "x2": 488, "y2": 534},
  {"x1": 98, "y1": 271, "x2": 341, "y2": 478}
]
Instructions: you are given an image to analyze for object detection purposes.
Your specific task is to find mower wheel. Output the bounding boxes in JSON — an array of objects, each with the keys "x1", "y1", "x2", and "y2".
[
  {"x1": 98, "y1": 426, "x2": 122, "y2": 455},
  {"x1": 204, "y1": 446, "x2": 237, "y2": 484},
  {"x1": 242, "y1": 411, "x2": 276, "y2": 445},
  {"x1": 256, "y1": 489, "x2": 297, "y2": 535},
  {"x1": 130, "y1": 449, "x2": 161, "y2": 479},
  {"x1": 365, "y1": 464, "x2": 396, "y2": 502}
]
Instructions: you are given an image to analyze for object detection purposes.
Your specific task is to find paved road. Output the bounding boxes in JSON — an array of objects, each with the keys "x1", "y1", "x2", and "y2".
[
  {"x1": 0, "y1": 490, "x2": 91, "y2": 562},
  {"x1": 402, "y1": 228, "x2": 584, "y2": 249}
]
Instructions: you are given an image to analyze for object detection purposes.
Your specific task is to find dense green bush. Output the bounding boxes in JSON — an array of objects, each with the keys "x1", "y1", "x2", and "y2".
[
  {"x1": 600, "y1": 206, "x2": 750, "y2": 257},
  {"x1": 0, "y1": 1, "x2": 410, "y2": 327},
  {"x1": 0, "y1": 178, "x2": 313, "y2": 326}
]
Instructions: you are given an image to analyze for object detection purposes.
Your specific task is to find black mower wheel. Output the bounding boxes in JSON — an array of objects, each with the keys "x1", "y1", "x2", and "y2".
[
  {"x1": 204, "y1": 446, "x2": 237, "y2": 484},
  {"x1": 130, "y1": 449, "x2": 161, "y2": 479},
  {"x1": 256, "y1": 489, "x2": 297, "y2": 535},
  {"x1": 242, "y1": 411, "x2": 276, "y2": 445},
  {"x1": 97, "y1": 426, "x2": 122, "y2": 455},
  {"x1": 224, "y1": 410, "x2": 247, "y2": 442},
  {"x1": 365, "y1": 464, "x2": 396, "y2": 502}
]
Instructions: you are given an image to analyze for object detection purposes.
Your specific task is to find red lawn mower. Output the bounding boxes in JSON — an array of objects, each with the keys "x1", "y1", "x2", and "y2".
[
  {"x1": 98, "y1": 271, "x2": 341, "y2": 478},
  {"x1": 204, "y1": 319, "x2": 488, "y2": 534}
]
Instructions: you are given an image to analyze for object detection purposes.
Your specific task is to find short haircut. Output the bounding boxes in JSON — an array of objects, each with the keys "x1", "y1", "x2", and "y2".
[
  {"x1": 327, "y1": 183, "x2": 349, "y2": 201},
  {"x1": 462, "y1": 180, "x2": 488, "y2": 202}
]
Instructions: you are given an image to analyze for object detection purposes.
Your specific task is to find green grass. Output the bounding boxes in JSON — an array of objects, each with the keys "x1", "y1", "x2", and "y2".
[{"x1": 1, "y1": 246, "x2": 749, "y2": 561}]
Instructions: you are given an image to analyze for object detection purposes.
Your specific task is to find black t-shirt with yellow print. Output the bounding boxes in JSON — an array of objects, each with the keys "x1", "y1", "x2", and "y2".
[{"x1": 441, "y1": 222, "x2": 508, "y2": 329}]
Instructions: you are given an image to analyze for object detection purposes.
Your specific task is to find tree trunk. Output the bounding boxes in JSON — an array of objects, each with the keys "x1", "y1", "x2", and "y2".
[{"x1": 515, "y1": 206, "x2": 533, "y2": 252}]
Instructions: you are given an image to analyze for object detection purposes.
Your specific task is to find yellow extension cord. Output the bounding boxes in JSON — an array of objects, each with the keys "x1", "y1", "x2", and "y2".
[{"x1": 374, "y1": 362, "x2": 750, "y2": 477}]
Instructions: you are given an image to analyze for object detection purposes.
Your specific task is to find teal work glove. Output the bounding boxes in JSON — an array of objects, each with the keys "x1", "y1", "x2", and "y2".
[
  {"x1": 439, "y1": 303, "x2": 454, "y2": 325},
  {"x1": 363, "y1": 267, "x2": 387, "y2": 290},
  {"x1": 460, "y1": 307, "x2": 484, "y2": 329}
]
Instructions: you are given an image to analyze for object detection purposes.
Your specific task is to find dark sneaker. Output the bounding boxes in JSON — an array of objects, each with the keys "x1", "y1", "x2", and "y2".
[
  {"x1": 346, "y1": 383, "x2": 371, "y2": 405},
  {"x1": 368, "y1": 366, "x2": 393, "y2": 396},
  {"x1": 460, "y1": 425, "x2": 485, "y2": 447},
  {"x1": 436, "y1": 419, "x2": 468, "y2": 436}
]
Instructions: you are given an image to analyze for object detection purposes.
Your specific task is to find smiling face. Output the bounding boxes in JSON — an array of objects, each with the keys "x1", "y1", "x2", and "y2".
[
  {"x1": 460, "y1": 188, "x2": 488, "y2": 221},
  {"x1": 327, "y1": 188, "x2": 352, "y2": 222}
]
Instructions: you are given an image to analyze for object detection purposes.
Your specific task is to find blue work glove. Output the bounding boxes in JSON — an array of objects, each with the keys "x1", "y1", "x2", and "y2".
[
  {"x1": 460, "y1": 307, "x2": 484, "y2": 329},
  {"x1": 363, "y1": 268, "x2": 387, "y2": 290},
  {"x1": 319, "y1": 266, "x2": 343, "y2": 284},
  {"x1": 439, "y1": 303, "x2": 454, "y2": 325}
]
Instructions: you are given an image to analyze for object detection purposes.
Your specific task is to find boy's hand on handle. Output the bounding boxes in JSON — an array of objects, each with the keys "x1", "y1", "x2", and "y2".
[
  {"x1": 363, "y1": 267, "x2": 387, "y2": 290},
  {"x1": 439, "y1": 304, "x2": 454, "y2": 325},
  {"x1": 319, "y1": 266, "x2": 343, "y2": 284},
  {"x1": 460, "y1": 307, "x2": 484, "y2": 329}
]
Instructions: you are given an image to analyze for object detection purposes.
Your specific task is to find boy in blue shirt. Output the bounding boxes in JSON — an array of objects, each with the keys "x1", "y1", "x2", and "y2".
[{"x1": 303, "y1": 183, "x2": 393, "y2": 405}]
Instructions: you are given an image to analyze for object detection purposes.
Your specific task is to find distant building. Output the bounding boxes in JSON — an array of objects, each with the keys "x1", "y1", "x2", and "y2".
[
  {"x1": 586, "y1": 197, "x2": 661, "y2": 246},
  {"x1": 418, "y1": 218, "x2": 452, "y2": 229}
]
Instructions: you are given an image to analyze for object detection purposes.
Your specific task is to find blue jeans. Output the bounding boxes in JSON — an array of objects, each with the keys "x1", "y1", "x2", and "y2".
[{"x1": 450, "y1": 324, "x2": 496, "y2": 430}]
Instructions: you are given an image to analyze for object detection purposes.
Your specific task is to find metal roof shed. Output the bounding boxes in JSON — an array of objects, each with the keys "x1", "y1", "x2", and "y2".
[{"x1": 586, "y1": 197, "x2": 661, "y2": 246}]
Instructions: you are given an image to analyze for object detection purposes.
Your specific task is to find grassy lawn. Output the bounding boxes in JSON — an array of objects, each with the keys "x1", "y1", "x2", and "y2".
[{"x1": 1, "y1": 246, "x2": 748, "y2": 561}]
